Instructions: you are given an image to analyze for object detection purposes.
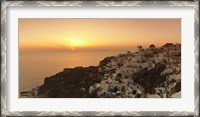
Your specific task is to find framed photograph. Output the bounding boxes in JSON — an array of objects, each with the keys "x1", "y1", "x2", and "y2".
[{"x1": 1, "y1": 0, "x2": 199, "y2": 116}]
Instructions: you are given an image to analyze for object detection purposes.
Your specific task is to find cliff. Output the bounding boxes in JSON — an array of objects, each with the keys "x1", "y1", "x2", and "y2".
[
  {"x1": 20, "y1": 43, "x2": 181, "y2": 98},
  {"x1": 37, "y1": 66, "x2": 101, "y2": 98}
]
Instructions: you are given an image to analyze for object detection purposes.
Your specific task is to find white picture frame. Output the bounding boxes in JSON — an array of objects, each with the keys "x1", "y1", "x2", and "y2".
[{"x1": 1, "y1": 0, "x2": 199, "y2": 116}]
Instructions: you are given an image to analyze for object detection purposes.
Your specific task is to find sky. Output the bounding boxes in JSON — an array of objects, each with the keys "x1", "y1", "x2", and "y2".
[{"x1": 19, "y1": 19, "x2": 181, "y2": 52}]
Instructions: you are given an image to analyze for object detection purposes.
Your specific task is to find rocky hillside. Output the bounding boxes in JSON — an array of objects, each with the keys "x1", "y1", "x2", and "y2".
[{"x1": 20, "y1": 43, "x2": 181, "y2": 98}]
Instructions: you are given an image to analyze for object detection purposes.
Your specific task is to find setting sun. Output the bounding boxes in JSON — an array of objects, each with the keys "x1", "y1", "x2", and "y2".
[{"x1": 63, "y1": 38, "x2": 89, "y2": 51}]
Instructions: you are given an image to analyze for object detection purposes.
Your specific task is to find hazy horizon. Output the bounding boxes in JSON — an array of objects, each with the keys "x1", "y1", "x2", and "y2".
[{"x1": 19, "y1": 19, "x2": 181, "y2": 53}]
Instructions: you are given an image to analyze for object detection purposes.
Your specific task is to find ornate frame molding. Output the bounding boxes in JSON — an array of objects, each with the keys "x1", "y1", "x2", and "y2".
[{"x1": 1, "y1": 1, "x2": 199, "y2": 116}]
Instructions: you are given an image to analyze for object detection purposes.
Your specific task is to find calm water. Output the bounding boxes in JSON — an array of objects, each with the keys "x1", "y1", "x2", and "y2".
[{"x1": 19, "y1": 50, "x2": 129, "y2": 92}]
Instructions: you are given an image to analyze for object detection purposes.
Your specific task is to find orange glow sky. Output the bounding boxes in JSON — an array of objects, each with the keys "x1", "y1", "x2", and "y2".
[{"x1": 19, "y1": 19, "x2": 181, "y2": 52}]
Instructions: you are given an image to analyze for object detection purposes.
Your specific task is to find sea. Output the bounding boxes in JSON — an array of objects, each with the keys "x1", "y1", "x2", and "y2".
[{"x1": 19, "y1": 50, "x2": 131, "y2": 92}]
